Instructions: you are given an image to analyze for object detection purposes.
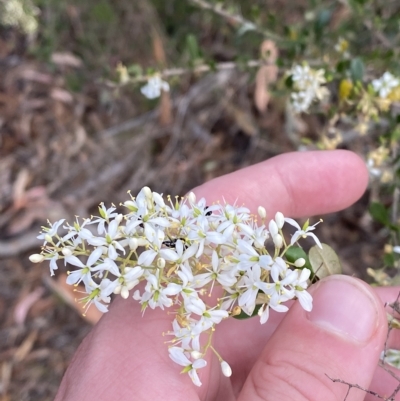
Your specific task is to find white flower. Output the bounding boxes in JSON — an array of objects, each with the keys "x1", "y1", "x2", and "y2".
[
  {"x1": 81, "y1": 279, "x2": 114, "y2": 313},
  {"x1": 289, "y1": 63, "x2": 329, "y2": 113},
  {"x1": 194, "y1": 250, "x2": 236, "y2": 290},
  {"x1": 65, "y1": 246, "x2": 103, "y2": 285},
  {"x1": 89, "y1": 203, "x2": 118, "y2": 235},
  {"x1": 168, "y1": 347, "x2": 207, "y2": 387},
  {"x1": 284, "y1": 217, "x2": 322, "y2": 248},
  {"x1": 293, "y1": 268, "x2": 313, "y2": 311},
  {"x1": 37, "y1": 219, "x2": 65, "y2": 243},
  {"x1": 141, "y1": 75, "x2": 170, "y2": 99},
  {"x1": 86, "y1": 218, "x2": 125, "y2": 259},
  {"x1": 372, "y1": 72, "x2": 399, "y2": 99}
]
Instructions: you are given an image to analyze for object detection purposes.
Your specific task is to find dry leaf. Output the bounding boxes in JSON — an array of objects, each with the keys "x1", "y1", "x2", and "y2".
[
  {"x1": 50, "y1": 88, "x2": 74, "y2": 104},
  {"x1": 51, "y1": 52, "x2": 83, "y2": 68},
  {"x1": 152, "y1": 28, "x2": 167, "y2": 65},
  {"x1": 12, "y1": 169, "x2": 30, "y2": 210},
  {"x1": 13, "y1": 330, "x2": 38, "y2": 363},
  {"x1": 225, "y1": 103, "x2": 258, "y2": 136},
  {"x1": 254, "y1": 40, "x2": 279, "y2": 113},
  {"x1": 13, "y1": 287, "x2": 45, "y2": 325},
  {"x1": 152, "y1": 28, "x2": 172, "y2": 126}
]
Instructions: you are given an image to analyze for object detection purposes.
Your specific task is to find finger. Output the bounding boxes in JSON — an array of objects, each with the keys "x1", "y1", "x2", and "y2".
[
  {"x1": 55, "y1": 296, "x2": 207, "y2": 401},
  {"x1": 237, "y1": 275, "x2": 388, "y2": 401},
  {"x1": 192, "y1": 150, "x2": 368, "y2": 218}
]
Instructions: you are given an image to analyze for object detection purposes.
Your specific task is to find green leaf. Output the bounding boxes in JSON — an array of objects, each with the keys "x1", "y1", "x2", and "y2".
[
  {"x1": 233, "y1": 304, "x2": 262, "y2": 320},
  {"x1": 186, "y1": 34, "x2": 200, "y2": 61},
  {"x1": 350, "y1": 58, "x2": 365, "y2": 82},
  {"x1": 369, "y1": 202, "x2": 390, "y2": 226},
  {"x1": 237, "y1": 22, "x2": 257, "y2": 37},
  {"x1": 285, "y1": 246, "x2": 313, "y2": 272},
  {"x1": 309, "y1": 244, "x2": 342, "y2": 279},
  {"x1": 285, "y1": 74, "x2": 294, "y2": 89},
  {"x1": 336, "y1": 60, "x2": 350, "y2": 74},
  {"x1": 384, "y1": 252, "x2": 395, "y2": 267}
]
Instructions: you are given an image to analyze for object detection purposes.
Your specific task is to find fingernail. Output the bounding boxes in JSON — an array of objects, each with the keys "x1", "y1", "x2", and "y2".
[{"x1": 308, "y1": 276, "x2": 379, "y2": 342}]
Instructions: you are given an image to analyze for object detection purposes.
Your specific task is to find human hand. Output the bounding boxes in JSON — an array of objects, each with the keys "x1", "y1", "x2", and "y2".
[{"x1": 55, "y1": 150, "x2": 399, "y2": 401}]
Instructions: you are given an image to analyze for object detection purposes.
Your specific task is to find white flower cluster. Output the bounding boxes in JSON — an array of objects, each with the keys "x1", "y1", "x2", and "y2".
[
  {"x1": 289, "y1": 63, "x2": 329, "y2": 113},
  {"x1": 372, "y1": 71, "x2": 399, "y2": 99},
  {"x1": 0, "y1": 0, "x2": 39, "y2": 35},
  {"x1": 30, "y1": 187, "x2": 322, "y2": 386}
]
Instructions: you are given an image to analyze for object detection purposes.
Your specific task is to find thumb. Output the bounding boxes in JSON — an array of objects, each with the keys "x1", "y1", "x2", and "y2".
[{"x1": 238, "y1": 275, "x2": 388, "y2": 401}]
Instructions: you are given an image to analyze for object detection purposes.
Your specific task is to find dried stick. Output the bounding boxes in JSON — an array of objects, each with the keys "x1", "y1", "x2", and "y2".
[{"x1": 188, "y1": 0, "x2": 283, "y2": 42}]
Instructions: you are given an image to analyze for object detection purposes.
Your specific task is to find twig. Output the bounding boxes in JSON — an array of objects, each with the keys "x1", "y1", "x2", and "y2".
[
  {"x1": 162, "y1": 59, "x2": 264, "y2": 78},
  {"x1": 104, "y1": 59, "x2": 266, "y2": 88},
  {"x1": 327, "y1": 375, "x2": 390, "y2": 400},
  {"x1": 188, "y1": 0, "x2": 284, "y2": 43}
]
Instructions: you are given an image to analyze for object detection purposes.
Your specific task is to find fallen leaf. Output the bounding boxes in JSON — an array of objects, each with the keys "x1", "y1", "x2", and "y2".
[
  {"x1": 13, "y1": 287, "x2": 45, "y2": 325},
  {"x1": 51, "y1": 52, "x2": 83, "y2": 68},
  {"x1": 13, "y1": 330, "x2": 38, "y2": 363},
  {"x1": 254, "y1": 40, "x2": 279, "y2": 113}
]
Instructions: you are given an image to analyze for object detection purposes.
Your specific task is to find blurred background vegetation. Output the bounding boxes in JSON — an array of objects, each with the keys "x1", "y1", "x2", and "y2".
[{"x1": 0, "y1": 0, "x2": 399, "y2": 399}]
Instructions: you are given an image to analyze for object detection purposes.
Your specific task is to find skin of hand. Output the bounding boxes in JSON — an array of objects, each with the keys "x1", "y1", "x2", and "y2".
[{"x1": 55, "y1": 150, "x2": 400, "y2": 401}]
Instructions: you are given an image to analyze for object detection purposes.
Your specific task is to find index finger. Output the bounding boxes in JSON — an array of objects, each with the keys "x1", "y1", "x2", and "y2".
[{"x1": 192, "y1": 150, "x2": 368, "y2": 218}]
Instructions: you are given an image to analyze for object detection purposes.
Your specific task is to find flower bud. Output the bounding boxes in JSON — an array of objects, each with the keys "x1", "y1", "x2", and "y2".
[
  {"x1": 45, "y1": 234, "x2": 53, "y2": 243},
  {"x1": 295, "y1": 258, "x2": 306, "y2": 267},
  {"x1": 142, "y1": 186, "x2": 152, "y2": 199},
  {"x1": 121, "y1": 287, "x2": 129, "y2": 299},
  {"x1": 273, "y1": 233, "x2": 283, "y2": 248},
  {"x1": 153, "y1": 192, "x2": 165, "y2": 207},
  {"x1": 191, "y1": 350, "x2": 203, "y2": 360},
  {"x1": 128, "y1": 238, "x2": 138, "y2": 251},
  {"x1": 188, "y1": 192, "x2": 196, "y2": 204},
  {"x1": 268, "y1": 220, "x2": 278, "y2": 237},
  {"x1": 221, "y1": 361, "x2": 232, "y2": 377},
  {"x1": 115, "y1": 214, "x2": 123, "y2": 224},
  {"x1": 29, "y1": 254, "x2": 44, "y2": 263},
  {"x1": 275, "y1": 212, "x2": 284, "y2": 229},
  {"x1": 61, "y1": 248, "x2": 72, "y2": 257},
  {"x1": 258, "y1": 206, "x2": 267, "y2": 219},
  {"x1": 157, "y1": 258, "x2": 166, "y2": 268}
]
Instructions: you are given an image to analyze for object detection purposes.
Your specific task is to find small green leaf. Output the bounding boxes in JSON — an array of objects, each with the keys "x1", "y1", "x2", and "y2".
[
  {"x1": 336, "y1": 60, "x2": 350, "y2": 74},
  {"x1": 285, "y1": 74, "x2": 294, "y2": 89},
  {"x1": 186, "y1": 34, "x2": 201, "y2": 61},
  {"x1": 232, "y1": 304, "x2": 262, "y2": 320},
  {"x1": 384, "y1": 252, "x2": 395, "y2": 267},
  {"x1": 350, "y1": 58, "x2": 364, "y2": 82},
  {"x1": 309, "y1": 244, "x2": 342, "y2": 279},
  {"x1": 369, "y1": 202, "x2": 390, "y2": 226},
  {"x1": 285, "y1": 246, "x2": 313, "y2": 272},
  {"x1": 237, "y1": 22, "x2": 257, "y2": 37}
]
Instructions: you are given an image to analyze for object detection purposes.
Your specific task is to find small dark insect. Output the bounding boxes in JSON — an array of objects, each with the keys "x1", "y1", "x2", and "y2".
[
  {"x1": 205, "y1": 206, "x2": 212, "y2": 216},
  {"x1": 162, "y1": 238, "x2": 189, "y2": 250},
  {"x1": 162, "y1": 239, "x2": 178, "y2": 248}
]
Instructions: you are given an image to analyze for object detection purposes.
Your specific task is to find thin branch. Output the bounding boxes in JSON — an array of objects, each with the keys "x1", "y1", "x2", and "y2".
[
  {"x1": 327, "y1": 375, "x2": 390, "y2": 400},
  {"x1": 188, "y1": 0, "x2": 285, "y2": 43},
  {"x1": 104, "y1": 59, "x2": 266, "y2": 88}
]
